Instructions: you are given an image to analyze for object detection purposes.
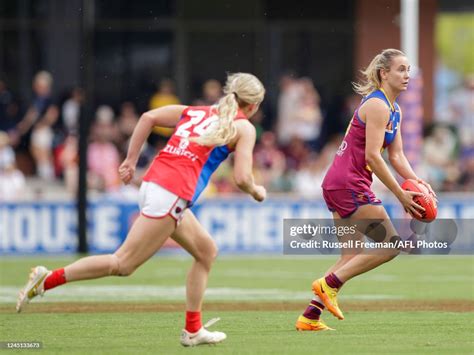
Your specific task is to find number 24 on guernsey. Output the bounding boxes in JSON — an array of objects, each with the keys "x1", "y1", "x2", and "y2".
[{"x1": 175, "y1": 110, "x2": 218, "y2": 138}]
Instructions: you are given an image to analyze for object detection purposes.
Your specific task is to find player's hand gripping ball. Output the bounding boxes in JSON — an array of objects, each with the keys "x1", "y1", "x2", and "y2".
[{"x1": 401, "y1": 179, "x2": 437, "y2": 222}]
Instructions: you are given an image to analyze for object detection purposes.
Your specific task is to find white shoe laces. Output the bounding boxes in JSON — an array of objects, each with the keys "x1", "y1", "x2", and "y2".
[{"x1": 203, "y1": 317, "x2": 220, "y2": 329}]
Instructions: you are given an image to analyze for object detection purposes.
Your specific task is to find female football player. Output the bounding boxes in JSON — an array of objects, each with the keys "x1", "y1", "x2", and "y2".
[
  {"x1": 296, "y1": 49, "x2": 436, "y2": 331},
  {"x1": 17, "y1": 72, "x2": 266, "y2": 346}
]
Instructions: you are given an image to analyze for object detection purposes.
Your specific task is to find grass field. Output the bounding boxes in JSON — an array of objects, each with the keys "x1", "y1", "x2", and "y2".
[{"x1": 1, "y1": 255, "x2": 473, "y2": 354}]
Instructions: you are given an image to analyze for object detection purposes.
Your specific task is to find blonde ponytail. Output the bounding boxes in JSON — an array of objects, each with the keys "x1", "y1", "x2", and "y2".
[
  {"x1": 352, "y1": 48, "x2": 406, "y2": 97},
  {"x1": 192, "y1": 72, "x2": 265, "y2": 146}
]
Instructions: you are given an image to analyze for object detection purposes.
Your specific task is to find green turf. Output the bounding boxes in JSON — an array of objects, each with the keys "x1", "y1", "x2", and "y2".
[
  {"x1": 1, "y1": 256, "x2": 473, "y2": 354},
  {"x1": 1, "y1": 256, "x2": 473, "y2": 301},
  {"x1": 1, "y1": 311, "x2": 473, "y2": 354}
]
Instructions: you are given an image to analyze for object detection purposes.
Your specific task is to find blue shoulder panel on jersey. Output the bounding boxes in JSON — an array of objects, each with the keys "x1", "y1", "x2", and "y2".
[
  {"x1": 364, "y1": 90, "x2": 400, "y2": 147},
  {"x1": 383, "y1": 97, "x2": 400, "y2": 147},
  {"x1": 192, "y1": 145, "x2": 231, "y2": 204},
  {"x1": 363, "y1": 90, "x2": 387, "y2": 106}
]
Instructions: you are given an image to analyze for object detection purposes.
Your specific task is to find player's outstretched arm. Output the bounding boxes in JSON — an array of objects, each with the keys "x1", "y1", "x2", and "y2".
[
  {"x1": 232, "y1": 120, "x2": 266, "y2": 202},
  {"x1": 119, "y1": 105, "x2": 187, "y2": 184}
]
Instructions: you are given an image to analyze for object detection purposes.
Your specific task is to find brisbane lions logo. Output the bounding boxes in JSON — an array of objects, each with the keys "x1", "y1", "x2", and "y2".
[
  {"x1": 385, "y1": 120, "x2": 399, "y2": 134},
  {"x1": 336, "y1": 140, "x2": 348, "y2": 156}
]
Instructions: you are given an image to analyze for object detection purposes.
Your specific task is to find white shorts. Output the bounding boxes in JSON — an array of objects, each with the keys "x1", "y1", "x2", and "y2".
[
  {"x1": 139, "y1": 181, "x2": 188, "y2": 222},
  {"x1": 31, "y1": 126, "x2": 53, "y2": 149}
]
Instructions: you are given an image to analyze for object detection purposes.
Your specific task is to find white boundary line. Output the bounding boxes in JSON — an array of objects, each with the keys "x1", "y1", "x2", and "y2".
[{"x1": 0, "y1": 285, "x2": 403, "y2": 303}]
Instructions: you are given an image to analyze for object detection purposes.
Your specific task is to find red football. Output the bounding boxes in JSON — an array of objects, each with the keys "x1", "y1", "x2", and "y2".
[{"x1": 401, "y1": 179, "x2": 437, "y2": 222}]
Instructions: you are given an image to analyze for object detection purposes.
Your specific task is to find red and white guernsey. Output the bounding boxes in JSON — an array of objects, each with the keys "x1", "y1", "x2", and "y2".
[{"x1": 143, "y1": 106, "x2": 247, "y2": 203}]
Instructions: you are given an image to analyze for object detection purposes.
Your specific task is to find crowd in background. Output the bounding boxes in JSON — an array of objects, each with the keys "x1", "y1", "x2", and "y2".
[{"x1": 0, "y1": 69, "x2": 473, "y2": 201}]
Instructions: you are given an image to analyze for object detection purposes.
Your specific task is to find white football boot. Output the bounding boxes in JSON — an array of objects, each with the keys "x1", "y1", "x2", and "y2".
[
  {"x1": 16, "y1": 266, "x2": 51, "y2": 313},
  {"x1": 180, "y1": 318, "x2": 227, "y2": 346}
]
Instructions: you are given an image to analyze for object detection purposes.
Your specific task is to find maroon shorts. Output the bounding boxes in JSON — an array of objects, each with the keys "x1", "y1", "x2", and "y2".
[{"x1": 322, "y1": 189, "x2": 382, "y2": 218}]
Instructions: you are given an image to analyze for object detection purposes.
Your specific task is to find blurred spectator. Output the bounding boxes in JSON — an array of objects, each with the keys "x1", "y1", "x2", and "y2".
[
  {"x1": 117, "y1": 101, "x2": 139, "y2": 155},
  {"x1": 458, "y1": 156, "x2": 474, "y2": 192},
  {"x1": 62, "y1": 87, "x2": 83, "y2": 135},
  {"x1": 276, "y1": 72, "x2": 300, "y2": 146},
  {"x1": 434, "y1": 57, "x2": 462, "y2": 122},
  {"x1": 149, "y1": 78, "x2": 180, "y2": 138},
  {"x1": 0, "y1": 80, "x2": 22, "y2": 149},
  {"x1": 447, "y1": 74, "x2": 474, "y2": 157},
  {"x1": 292, "y1": 78, "x2": 323, "y2": 147},
  {"x1": 96, "y1": 105, "x2": 120, "y2": 142},
  {"x1": 422, "y1": 124, "x2": 460, "y2": 191},
  {"x1": 0, "y1": 80, "x2": 17, "y2": 131},
  {"x1": 284, "y1": 136, "x2": 310, "y2": 171},
  {"x1": 15, "y1": 71, "x2": 59, "y2": 179},
  {"x1": 58, "y1": 134, "x2": 78, "y2": 194},
  {"x1": 87, "y1": 106, "x2": 121, "y2": 192},
  {"x1": 0, "y1": 131, "x2": 26, "y2": 200},
  {"x1": 0, "y1": 130, "x2": 15, "y2": 170},
  {"x1": 4, "y1": 70, "x2": 473, "y2": 198},
  {"x1": 293, "y1": 155, "x2": 324, "y2": 198},
  {"x1": 116, "y1": 100, "x2": 155, "y2": 171},
  {"x1": 30, "y1": 109, "x2": 59, "y2": 180},
  {"x1": 276, "y1": 75, "x2": 324, "y2": 148},
  {"x1": 293, "y1": 143, "x2": 335, "y2": 197},
  {"x1": 253, "y1": 131, "x2": 287, "y2": 191},
  {"x1": 149, "y1": 78, "x2": 180, "y2": 108},
  {"x1": 319, "y1": 92, "x2": 356, "y2": 151},
  {"x1": 96, "y1": 104, "x2": 114, "y2": 121},
  {"x1": 193, "y1": 79, "x2": 223, "y2": 106}
]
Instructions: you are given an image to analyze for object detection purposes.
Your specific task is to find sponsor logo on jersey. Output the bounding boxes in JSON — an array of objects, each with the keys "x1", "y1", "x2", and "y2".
[{"x1": 163, "y1": 142, "x2": 199, "y2": 161}]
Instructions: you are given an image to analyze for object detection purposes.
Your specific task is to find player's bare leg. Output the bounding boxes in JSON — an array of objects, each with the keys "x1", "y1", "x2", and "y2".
[
  {"x1": 66, "y1": 215, "x2": 176, "y2": 280},
  {"x1": 333, "y1": 204, "x2": 400, "y2": 282},
  {"x1": 296, "y1": 212, "x2": 364, "y2": 330},
  {"x1": 312, "y1": 204, "x2": 400, "y2": 320},
  {"x1": 325, "y1": 211, "x2": 365, "y2": 276},
  {"x1": 172, "y1": 210, "x2": 218, "y2": 311},
  {"x1": 171, "y1": 210, "x2": 226, "y2": 346},
  {"x1": 16, "y1": 215, "x2": 176, "y2": 312}
]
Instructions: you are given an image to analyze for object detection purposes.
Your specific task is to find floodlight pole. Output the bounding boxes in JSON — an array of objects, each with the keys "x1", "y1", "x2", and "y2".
[
  {"x1": 401, "y1": 0, "x2": 419, "y2": 70},
  {"x1": 398, "y1": 0, "x2": 422, "y2": 171}
]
